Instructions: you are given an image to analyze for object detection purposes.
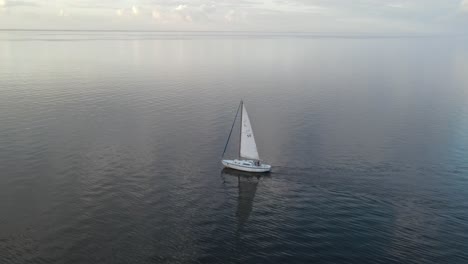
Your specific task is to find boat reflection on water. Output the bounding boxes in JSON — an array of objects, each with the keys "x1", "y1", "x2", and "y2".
[{"x1": 221, "y1": 168, "x2": 270, "y2": 230}]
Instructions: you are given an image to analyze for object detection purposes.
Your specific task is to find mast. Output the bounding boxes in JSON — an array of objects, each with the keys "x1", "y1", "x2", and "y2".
[
  {"x1": 222, "y1": 100, "x2": 242, "y2": 158},
  {"x1": 239, "y1": 100, "x2": 243, "y2": 159}
]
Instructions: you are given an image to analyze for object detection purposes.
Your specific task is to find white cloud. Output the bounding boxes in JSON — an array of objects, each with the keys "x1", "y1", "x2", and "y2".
[
  {"x1": 200, "y1": 3, "x2": 216, "y2": 13},
  {"x1": 461, "y1": 0, "x2": 468, "y2": 12},
  {"x1": 225, "y1": 9, "x2": 235, "y2": 22},
  {"x1": 386, "y1": 3, "x2": 405, "y2": 9},
  {"x1": 171, "y1": 4, "x2": 196, "y2": 23},
  {"x1": 58, "y1": 9, "x2": 69, "y2": 17},
  {"x1": 175, "y1": 4, "x2": 187, "y2": 11},
  {"x1": 0, "y1": 0, "x2": 467, "y2": 33},
  {"x1": 0, "y1": 0, "x2": 4, "y2": 15},
  {"x1": 132, "y1": 5, "x2": 139, "y2": 15},
  {"x1": 224, "y1": 9, "x2": 247, "y2": 23}
]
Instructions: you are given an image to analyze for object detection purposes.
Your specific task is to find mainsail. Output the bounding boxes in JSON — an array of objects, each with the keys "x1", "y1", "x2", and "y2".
[{"x1": 240, "y1": 104, "x2": 260, "y2": 160}]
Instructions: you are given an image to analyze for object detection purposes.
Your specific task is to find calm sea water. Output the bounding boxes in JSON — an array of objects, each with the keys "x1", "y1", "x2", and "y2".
[{"x1": 1, "y1": 31, "x2": 468, "y2": 263}]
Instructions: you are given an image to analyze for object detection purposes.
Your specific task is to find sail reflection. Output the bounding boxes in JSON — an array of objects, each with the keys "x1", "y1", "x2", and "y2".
[{"x1": 221, "y1": 168, "x2": 269, "y2": 230}]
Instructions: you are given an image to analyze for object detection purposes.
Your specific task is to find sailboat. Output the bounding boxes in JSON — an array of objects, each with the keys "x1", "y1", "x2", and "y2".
[{"x1": 221, "y1": 100, "x2": 271, "y2": 173}]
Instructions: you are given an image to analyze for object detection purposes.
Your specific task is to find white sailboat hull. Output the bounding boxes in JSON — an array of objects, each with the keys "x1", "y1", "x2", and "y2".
[{"x1": 222, "y1": 159, "x2": 271, "y2": 173}]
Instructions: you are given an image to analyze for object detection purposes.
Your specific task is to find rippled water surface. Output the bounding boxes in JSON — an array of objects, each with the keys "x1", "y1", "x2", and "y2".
[{"x1": 1, "y1": 31, "x2": 468, "y2": 263}]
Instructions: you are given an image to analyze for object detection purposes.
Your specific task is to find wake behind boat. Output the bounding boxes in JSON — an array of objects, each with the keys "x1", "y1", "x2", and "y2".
[{"x1": 221, "y1": 100, "x2": 271, "y2": 173}]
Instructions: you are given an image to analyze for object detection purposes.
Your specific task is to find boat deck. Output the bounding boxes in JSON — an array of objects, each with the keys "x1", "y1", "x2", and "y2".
[{"x1": 222, "y1": 159, "x2": 271, "y2": 173}]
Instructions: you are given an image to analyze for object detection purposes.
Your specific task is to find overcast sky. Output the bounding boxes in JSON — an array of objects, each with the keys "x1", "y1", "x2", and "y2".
[{"x1": 0, "y1": 0, "x2": 467, "y2": 33}]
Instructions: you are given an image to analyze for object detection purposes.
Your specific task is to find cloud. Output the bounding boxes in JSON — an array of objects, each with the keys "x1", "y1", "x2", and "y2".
[
  {"x1": 132, "y1": 5, "x2": 139, "y2": 15},
  {"x1": 224, "y1": 9, "x2": 235, "y2": 22},
  {"x1": 386, "y1": 3, "x2": 405, "y2": 9},
  {"x1": 0, "y1": 0, "x2": 38, "y2": 8},
  {"x1": 224, "y1": 9, "x2": 247, "y2": 23},
  {"x1": 58, "y1": 9, "x2": 69, "y2": 17},
  {"x1": 461, "y1": 0, "x2": 468, "y2": 12},
  {"x1": 175, "y1": 4, "x2": 187, "y2": 11},
  {"x1": 200, "y1": 3, "x2": 216, "y2": 13},
  {"x1": 171, "y1": 4, "x2": 196, "y2": 23},
  {"x1": 1, "y1": 0, "x2": 467, "y2": 33}
]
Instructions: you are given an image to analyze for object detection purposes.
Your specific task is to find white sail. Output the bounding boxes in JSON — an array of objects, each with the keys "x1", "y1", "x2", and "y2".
[{"x1": 240, "y1": 104, "x2": 260, "y2": 160}]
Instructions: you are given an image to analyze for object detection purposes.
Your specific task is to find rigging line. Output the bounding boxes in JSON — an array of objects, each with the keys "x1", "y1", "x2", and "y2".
[{"x1": 222, "y1": 100, "x2": 242, "y2": 157}]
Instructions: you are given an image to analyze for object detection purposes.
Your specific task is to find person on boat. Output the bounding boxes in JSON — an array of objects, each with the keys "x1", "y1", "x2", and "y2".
[{"x1": 255, "y1": 160, "x2": 260, "y2": 166}]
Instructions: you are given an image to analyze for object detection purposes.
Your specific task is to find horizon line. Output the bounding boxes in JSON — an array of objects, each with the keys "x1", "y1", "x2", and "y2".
[{"x1": 0, "y1": 29, "x2": 467, "y2": 38}]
